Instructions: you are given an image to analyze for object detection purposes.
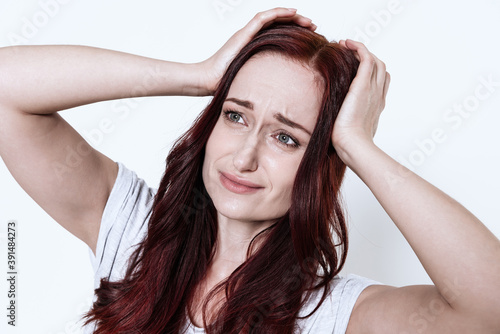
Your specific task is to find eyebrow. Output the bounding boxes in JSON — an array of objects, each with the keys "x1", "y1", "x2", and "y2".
[{"x1": 225, "y1": 97, "x2": 312, "y2": 136}]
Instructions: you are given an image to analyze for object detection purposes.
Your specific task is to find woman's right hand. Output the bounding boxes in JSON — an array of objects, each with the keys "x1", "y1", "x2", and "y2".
[{"x1": 197, "y1": 7, "x2": 317, "y2": 95}]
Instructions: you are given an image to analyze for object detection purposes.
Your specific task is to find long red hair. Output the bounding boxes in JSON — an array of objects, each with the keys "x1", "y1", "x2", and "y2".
[{"x1": 83, "y1": 22, "x2": 359, "y2": 333}]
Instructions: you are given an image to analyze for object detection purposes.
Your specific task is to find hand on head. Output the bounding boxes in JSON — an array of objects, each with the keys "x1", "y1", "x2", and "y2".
[
  {"x1": 332, "y1": 39, "x2": 390, "y2": 163},
  {"x1": 199, "y1": 7, "x2": 317, "y2": 95}
]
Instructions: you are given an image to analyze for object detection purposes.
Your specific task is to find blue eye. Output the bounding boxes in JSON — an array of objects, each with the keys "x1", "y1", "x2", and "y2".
[
  {"x1": 276, "y1": 132, "x2": 299, "y2": 148},
  {"x1": 223, "y1": 110, "x2": 244, "y2": 124},
  {"x1": 278, "y1": 134, "x2": 291, "y2": 143}
]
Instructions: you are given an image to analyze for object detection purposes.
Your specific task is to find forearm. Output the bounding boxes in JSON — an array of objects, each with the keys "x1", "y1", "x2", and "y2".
[
  {"x1": 0, "y1": 45, "x2": 206, "y2": 115},
  {"x1": 342, "y1": 141, "x2": 500, "y2": 316}
]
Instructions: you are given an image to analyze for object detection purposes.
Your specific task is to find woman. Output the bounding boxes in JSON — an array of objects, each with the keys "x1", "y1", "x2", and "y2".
[{"x1": 0, "y1": 7, "x2": 499, "y2": 334}]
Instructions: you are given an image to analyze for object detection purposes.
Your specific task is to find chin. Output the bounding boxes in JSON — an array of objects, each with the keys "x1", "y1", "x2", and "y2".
[
  {"x1": 213, "y1": 200, "x2": 286, "y2": 224},
  {"x1": 213, "y1": 200, "x2": 258, "y2": 221}
]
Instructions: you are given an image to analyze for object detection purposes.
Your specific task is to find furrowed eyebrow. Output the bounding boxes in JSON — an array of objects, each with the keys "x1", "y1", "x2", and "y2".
[
  {"x1": 273, "y1": 113, "x2": 312, "y2": 136},
  {"x1": 224, "y1": 97, "x2": 312, "y2": 136},
  {"x1": 225, "y1": 97, "x2": 254, "y2": 110}
]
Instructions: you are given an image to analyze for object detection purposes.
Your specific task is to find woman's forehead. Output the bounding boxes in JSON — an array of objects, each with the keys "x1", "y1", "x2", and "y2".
[{"x1": 226, "y1": 53, "x2": 323, "y2": 127}]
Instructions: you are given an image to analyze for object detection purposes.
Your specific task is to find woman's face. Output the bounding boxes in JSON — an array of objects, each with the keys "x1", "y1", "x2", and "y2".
[{"x1": 202, "y1": 53, "x2": 323, "y2": 223}]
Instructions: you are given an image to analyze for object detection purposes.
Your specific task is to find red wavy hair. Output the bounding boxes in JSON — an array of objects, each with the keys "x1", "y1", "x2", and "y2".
[{"x1": 83, "y1": 22, "x2": 359, "y2": 333}]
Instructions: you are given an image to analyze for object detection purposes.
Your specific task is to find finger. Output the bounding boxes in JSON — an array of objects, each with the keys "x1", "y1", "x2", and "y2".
[
  {"x1": 372, "y1": 118, "x2": 380, "y2": 137},
  {"x1": 262, "y1": 13, "x2": 317, "y2": 31},
  {"x1": 245, "y1": 8, "x2": 300, "y2": 35},
  {"x1": 344, "y1": 39, "x2": 376, "y2": 82},
  {"x1": 246, "y1": 8, "x2": 318, "y2": 35},
  {"x1": 291, "y1": 14, "x2": 316, "y2": 30},
  {"x1": 338, "y1": 39, "x2": 360, "y2": 62},
  {"x1": 339, "y1": 39, "x2": 356, "y2": 60},
  {"x1": 345, "y1": 39, "x2": 387, "y2": 89},
  {"x1": 371, "y1": 55, "x2": 379, "y2": 85},
  {"x1": 370, "y1": 52, "x2": 388, "y2": 87},
  {"x1": 349, "y1": 40, "x2": 380, "y2": 84},
  {"x1": 382, "y1": 71, "x2": 391, "y2": 100},
  {"x1": 338, "y1": 39, "x2": 347, "y2": 49}
]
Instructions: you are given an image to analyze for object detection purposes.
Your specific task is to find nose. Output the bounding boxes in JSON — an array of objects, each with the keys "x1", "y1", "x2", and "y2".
[{"x1": 232, "y1": 134, "x2": 259, "y2": 172}]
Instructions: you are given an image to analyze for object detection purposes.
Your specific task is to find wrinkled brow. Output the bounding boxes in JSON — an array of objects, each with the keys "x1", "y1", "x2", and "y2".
[{"x1": 225, "y1": 97, "x2": 312, "y2": 136}]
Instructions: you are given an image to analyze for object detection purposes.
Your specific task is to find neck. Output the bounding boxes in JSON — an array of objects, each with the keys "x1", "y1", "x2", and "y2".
[{"x1": 210, "y1": 213, "x2": 275, "y2": 278}]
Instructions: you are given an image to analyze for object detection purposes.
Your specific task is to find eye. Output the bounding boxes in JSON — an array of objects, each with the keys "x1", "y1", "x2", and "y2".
[
  {"x1": 275, "y1": 132, "x2": 299, "y2": 148},
  {"x1": 223, "y1": 110, "x2": 245, "y2": 124}
]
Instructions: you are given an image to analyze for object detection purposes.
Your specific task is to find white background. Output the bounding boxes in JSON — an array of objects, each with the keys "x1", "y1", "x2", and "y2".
[{"x1": 0, "y1": 0, "x2": 499, "y2": 333}]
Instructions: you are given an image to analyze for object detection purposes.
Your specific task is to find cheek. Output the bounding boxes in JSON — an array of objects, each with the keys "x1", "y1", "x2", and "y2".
[
  {"x1": 206, "y1": 117, "x2": 236, "y2": 149},
  {"x1": 204, "y1": 120, "x2": 225, "y2": 160},
  {"x1": 263, "y1": 154, "x2": 302, "y2": 197},
  {"x1": 202, "y1": 126, "x2": 218, "y2": 183},
  {"x1": 202, "y1": 121, "x2": 232, "y2": 181}
]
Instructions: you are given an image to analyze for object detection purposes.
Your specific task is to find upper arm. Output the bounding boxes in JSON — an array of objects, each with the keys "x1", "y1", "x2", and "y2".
[
  {"x1": 0, "y1": 107, "x2": 118, "y2": 255},
  {"x1": 346, "y1": 283, "x2": 493, "y2": 334}
]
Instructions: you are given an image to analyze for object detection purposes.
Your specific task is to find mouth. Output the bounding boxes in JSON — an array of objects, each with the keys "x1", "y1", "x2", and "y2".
[{"x1": 219, "y1": 172, "x2": 264, "y2": 194}]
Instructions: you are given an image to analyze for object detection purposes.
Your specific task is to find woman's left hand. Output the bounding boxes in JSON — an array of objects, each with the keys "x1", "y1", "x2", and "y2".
[{"x1": 331, "y1": 39, "x2": 390, "y2": 165}]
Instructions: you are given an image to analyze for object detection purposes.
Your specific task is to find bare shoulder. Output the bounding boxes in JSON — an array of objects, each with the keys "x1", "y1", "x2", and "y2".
[{"x1": 346, "y1": 283, "x2": 491, "y2": 333}]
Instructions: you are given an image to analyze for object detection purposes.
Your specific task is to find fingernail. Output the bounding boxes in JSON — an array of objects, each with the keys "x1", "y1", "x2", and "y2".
[{"x1": 287, "y1": 8, "x2": 297, "y2": 12}]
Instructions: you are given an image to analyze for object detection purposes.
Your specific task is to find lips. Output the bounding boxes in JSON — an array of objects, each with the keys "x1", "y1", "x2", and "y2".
[{"x1": 219, "y1": 172, "x2": 264, "y2": 194}]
